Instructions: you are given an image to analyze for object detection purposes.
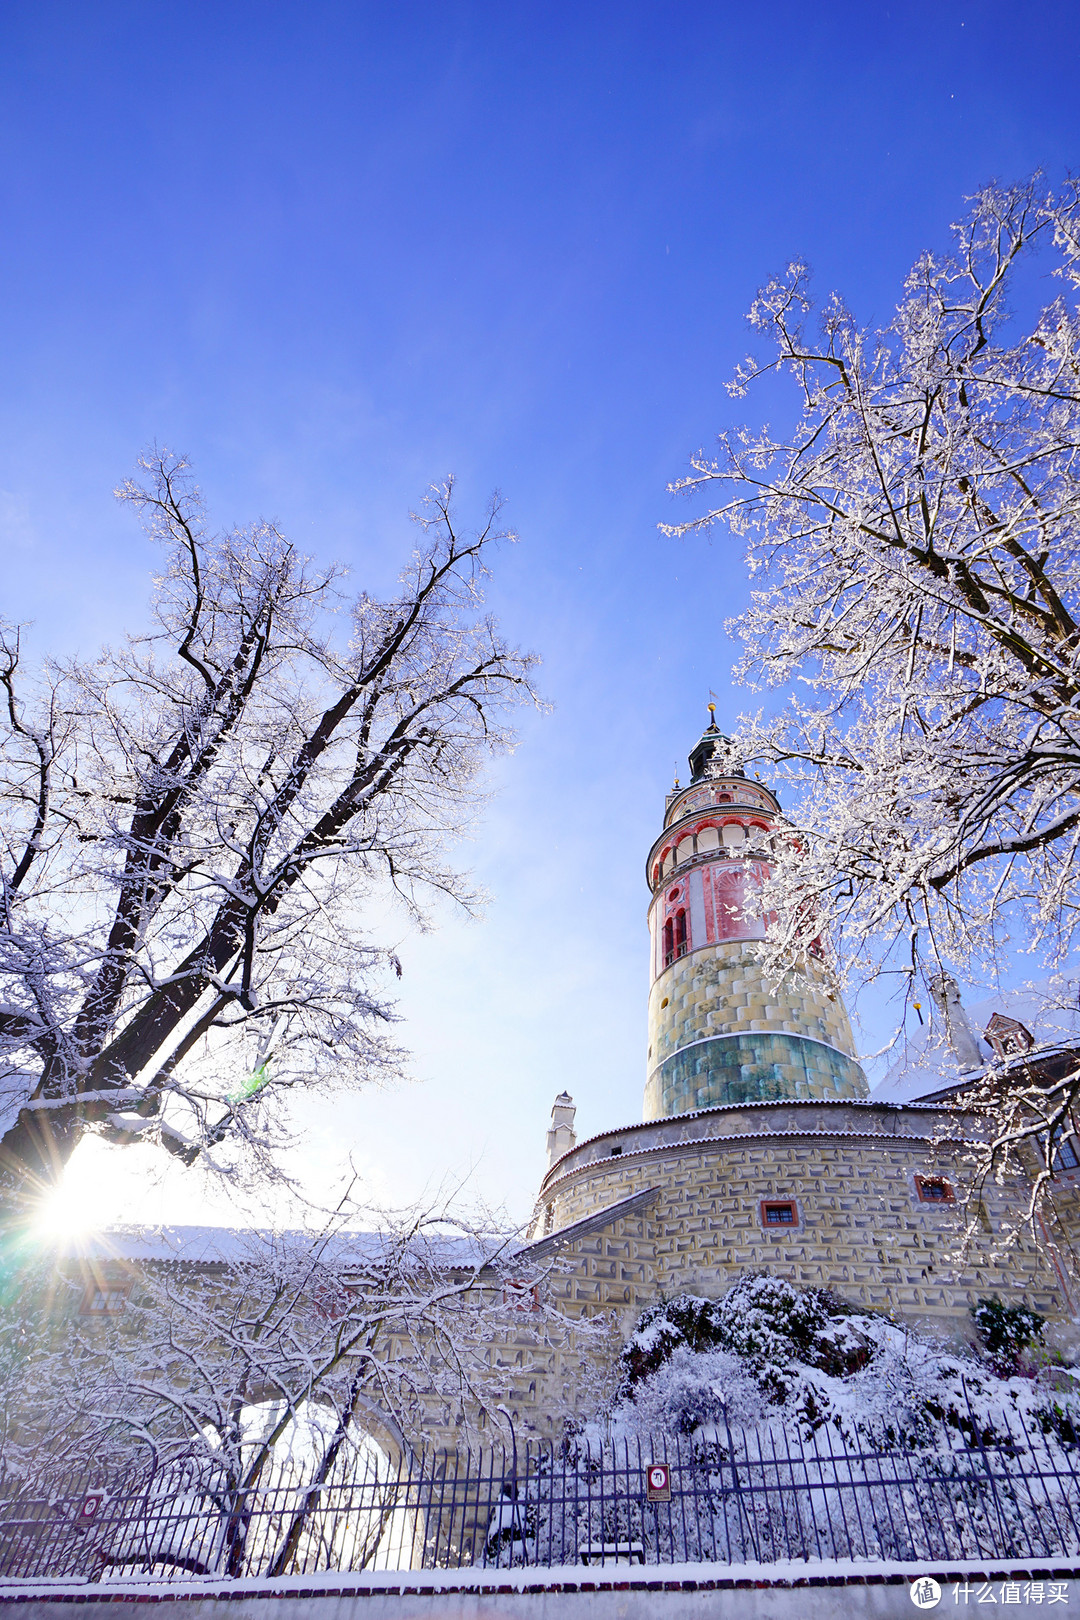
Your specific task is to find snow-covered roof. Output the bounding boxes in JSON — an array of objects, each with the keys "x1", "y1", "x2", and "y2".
[
  {"x1": 46, "y1": 1224, "x2": 508, "y2": 1270},
  {"x1": 871, "y1": 979, "x2": 1080, "y2": 1104}
]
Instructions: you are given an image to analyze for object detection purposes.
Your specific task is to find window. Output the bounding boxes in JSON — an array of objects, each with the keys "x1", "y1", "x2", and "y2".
[
  {"x1": 312, "y1": 1282, "x2": 349, "y2": 1322},
  {"x1": 761, "y1": 1200, "x2": 798, "y2": 1227},
  {"x1": 502, "y1": 1279, "x2": 540, "y2": 1312},
  {"x1": 914, "y1": 1176, "x2": 955, "y2": 1204},
  {"x1": 674, "y1": 909, "x2": 688, "y2": 958},
  {"x1": 609, "y1": 1144, "x2": 623, "y2": 1156},
  {"x1": 81, "y1": 1283, "x2": 131, "y2": 1315},
  {"x1": 1055, "y1": 1136, "x2": 1080, "y2": 1172},
  {"x1": 662, "y1": 919, "x2": 674, "y2": 966}
]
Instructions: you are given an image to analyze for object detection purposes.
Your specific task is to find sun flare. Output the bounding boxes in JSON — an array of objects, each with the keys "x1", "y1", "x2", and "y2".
[{"x1": 32, "y1": 1180, "x2": 101, "y2": 1241}]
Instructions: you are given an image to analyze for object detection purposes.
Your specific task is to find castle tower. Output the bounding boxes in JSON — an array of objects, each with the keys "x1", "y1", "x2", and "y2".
[
  {"x1": 526, "y1": 711, "x2": 1070, "y2": 1356},
  {"x1": 643, "y1": 714, "x2": 868, "y2": 1118}
]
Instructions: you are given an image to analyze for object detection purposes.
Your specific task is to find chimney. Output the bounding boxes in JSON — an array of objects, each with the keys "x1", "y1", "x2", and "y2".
[
  {"x1": 546, "y1": 1092, "x2": 577, "y2": 1170},
  {"x1": 926, "y1": 972, "x2": 983, "y2": 1070}
]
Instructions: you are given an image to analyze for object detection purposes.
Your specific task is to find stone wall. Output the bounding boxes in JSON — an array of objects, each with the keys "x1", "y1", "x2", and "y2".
[
  {"x1": 44, "y1": 1100, "x2": 1080, "y2": 1457},
  {"x1": 531, "y1": 1099, "x2": 1069, "y2": 1340}
]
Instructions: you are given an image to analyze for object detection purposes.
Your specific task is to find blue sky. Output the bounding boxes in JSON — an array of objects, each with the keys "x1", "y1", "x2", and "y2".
[{"x1": 4, "y1": 2, "x2": 1080, "y2": 1230}]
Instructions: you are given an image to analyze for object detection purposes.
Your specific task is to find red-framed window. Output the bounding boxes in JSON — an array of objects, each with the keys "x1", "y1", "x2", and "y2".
[
  {"x1": 760, "y1": 1200, "x2": 798, "y2": 1227},
  {"x1": 502, "y1": 1279, "x2": 541, "y2": 1312},
  {"x1": 914, "y1": 1176, "x2": 955, "y2": 1204},
  {"x1": 674, "y1": 909, "x2": 688, "y2": 958}
]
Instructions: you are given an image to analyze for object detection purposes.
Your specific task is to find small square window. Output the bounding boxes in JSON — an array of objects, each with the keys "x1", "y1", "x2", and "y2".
[
  {"x1": 761, "y1": 1200, "x2": 798, "y2": 1227},
  {"x1": 502, "y1": 1280, "x2": 540, "y2": 1312},
  {"x1": 81, "y1": 1283, "x2": 131, "y2": 1315},
  {"x1": 610, "y1": 1144, "x2": 623, "y2": 1156},
  {"x1": 914, "y1": 1176, "x2": 955, "y2": 1204}
]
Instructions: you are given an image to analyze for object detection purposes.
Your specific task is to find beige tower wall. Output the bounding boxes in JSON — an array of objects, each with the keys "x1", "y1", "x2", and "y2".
[{"x1": 646, "y1": 944, "x2": 868, "y2": 1119}]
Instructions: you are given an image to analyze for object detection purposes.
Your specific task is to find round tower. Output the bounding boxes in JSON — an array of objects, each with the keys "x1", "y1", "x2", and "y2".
[{"x1": 644, "y1": 713, "x2": 868, "y2": 1118}]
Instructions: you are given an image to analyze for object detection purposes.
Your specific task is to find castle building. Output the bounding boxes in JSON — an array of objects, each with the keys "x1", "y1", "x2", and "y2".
[
  {"x1": 525, "y1": 717, "x2": 1080, "y2": 1359},
  {"x1": 49, "y1": 718, "x2": 1080, "y2": 1456}
]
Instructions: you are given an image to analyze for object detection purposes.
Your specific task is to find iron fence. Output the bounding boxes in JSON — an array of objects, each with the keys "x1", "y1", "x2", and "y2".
[{"x1": 5, "y1": 1403, "x2": 1080, "y2": 1582}]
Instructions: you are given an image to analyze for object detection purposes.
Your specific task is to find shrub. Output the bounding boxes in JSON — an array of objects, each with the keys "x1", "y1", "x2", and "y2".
[{"x1": 971, "y1": 1296, "x2": 1045, "y2": 1375}]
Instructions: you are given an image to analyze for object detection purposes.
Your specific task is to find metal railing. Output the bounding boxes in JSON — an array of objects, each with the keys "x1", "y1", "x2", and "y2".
[{"x1": 5, "y1": 1404, "x2": 1080, "y2": 1582}]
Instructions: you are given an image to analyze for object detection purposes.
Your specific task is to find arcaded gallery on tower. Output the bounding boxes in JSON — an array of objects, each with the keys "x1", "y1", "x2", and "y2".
[{"x1": 526, "y1": 718, "x2": 1080, "y2": 1345}]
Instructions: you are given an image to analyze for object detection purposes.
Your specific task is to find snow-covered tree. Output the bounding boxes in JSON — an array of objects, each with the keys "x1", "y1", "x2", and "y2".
[
  {"x1": 1, "y1": 1207, "x2": 560, "y2": 1576},
  {"x1": 665, "y1": 177, "x2": 1080, "y2": 1200},
  {"x1": 0, "y1": 453, "x2": 538, "y2": 1217},
  {"x1": 665, "y1": 176, "x2": 1080, "y2": 1003}
]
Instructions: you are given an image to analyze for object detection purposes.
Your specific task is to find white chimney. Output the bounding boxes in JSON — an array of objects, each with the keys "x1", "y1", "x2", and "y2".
[
  {"x1": 926, "y1": 972, "x2": 983, "y2": 1070},
  {"x1": 546, "y1": 1092, "x2": 577, "y2": 1169}
]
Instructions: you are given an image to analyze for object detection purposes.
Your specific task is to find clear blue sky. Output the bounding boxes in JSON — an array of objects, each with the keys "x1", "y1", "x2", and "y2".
[{"x1": 4, "y1": 2, "x2": 1079, "y2": 1229}]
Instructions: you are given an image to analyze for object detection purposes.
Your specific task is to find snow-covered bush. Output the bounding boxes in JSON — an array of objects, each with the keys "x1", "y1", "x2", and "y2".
[
  {"x1": 603, "y1": 1272, "x2": 1080, "y2": 1455},
  {"x1": 618, "y1": 1274, "x2": 865, "y2": 1409},
  {"x1": 485, "y1": 1276, "x2": 1080, "y2": 1572},
  {"x1": 622, "y1": 1346, "x2": 766, "y2": 1436}
]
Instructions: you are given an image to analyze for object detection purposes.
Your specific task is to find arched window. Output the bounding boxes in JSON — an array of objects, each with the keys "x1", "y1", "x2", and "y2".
[
  {"x1": 696, "y1": 826, "x2": 720, "y2": 853},
  {"x1": 675, "y1": 909, "x2": 688, "y2": 957},
  {"x1": 662, "y1": 918, "x2": 675, "y2": 966},
  {"x1": 676, "y1": 835, "x2": 695, "y2": 865}
]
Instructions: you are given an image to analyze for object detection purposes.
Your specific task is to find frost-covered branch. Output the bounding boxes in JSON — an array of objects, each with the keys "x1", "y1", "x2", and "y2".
[
  {"x1": 0, "y1": 453, "x2": 540, "y2": 1215},
  {"x1": 666, "y1": 177, "x2": 1080, "y2": 1012}
]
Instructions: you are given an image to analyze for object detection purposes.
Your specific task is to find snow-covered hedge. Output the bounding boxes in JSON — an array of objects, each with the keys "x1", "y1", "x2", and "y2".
[{"x1": 598, "y1": 1273, "x2": 1078, "y2": 1452}]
